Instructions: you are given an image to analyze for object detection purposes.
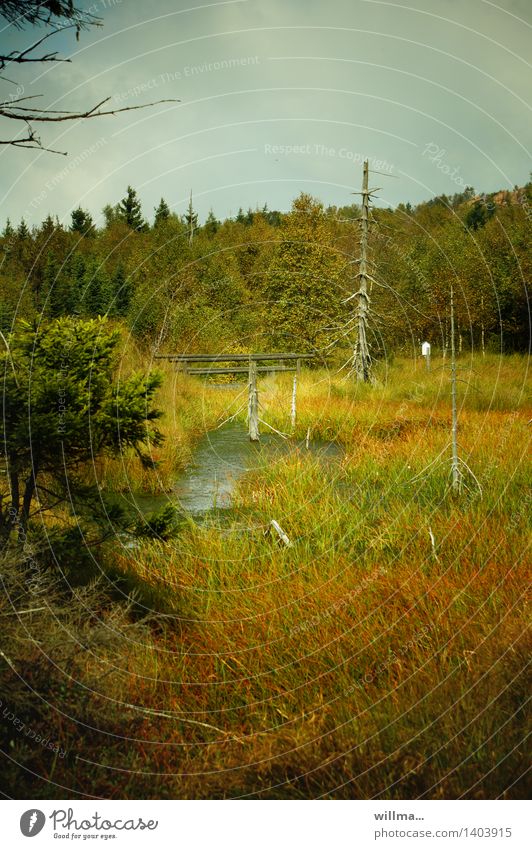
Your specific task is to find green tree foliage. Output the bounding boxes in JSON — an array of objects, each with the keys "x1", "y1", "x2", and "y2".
[
  {"x1": 0, "y1": 179, "x2": 529, "y2": 353},
  {"x1": 16, "y1": 218, "x2": 29, "y2": 239},
  {"x1": 154, "y1": 197, "x2": 171, "y2": 227},
  {"x1": 204, "y1": 209, "x2": 219, "y2": 236},
  {"x1": 71, "y1": 206, "x2": 95, "y2": 237},
  {"x1": 118, "y1": 186, "x2": 146, "y2": 231},
  {"x1": 264, "y1": 193, "x2": 347, "y2": 350},
  {"x1": 79, "y1": 258, "x2": 113, "y2": 316},
  {"x1": 111, "y1": 263, "x2": 132, "y2": 316},
  {"x1": 0, "y1": 317, "x2": 163, "y2": 538},
  {"x1": 102, "y1": 203, "x2": 120, "y2": 228},
  {"x1": 185, "y1": 193, "x2": 198, "y2": 241},
  {"x1": 465, "y1": 198, "x2": 496, "y2": 230}
]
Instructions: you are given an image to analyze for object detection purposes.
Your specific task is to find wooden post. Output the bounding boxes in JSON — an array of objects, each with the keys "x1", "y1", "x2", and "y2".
[
  {"x1": 248, "y1": 360, "x2": 259, "y2": 442},
  {"x1": 353, "y1": 160, "x2": 372, "y2": 382}
]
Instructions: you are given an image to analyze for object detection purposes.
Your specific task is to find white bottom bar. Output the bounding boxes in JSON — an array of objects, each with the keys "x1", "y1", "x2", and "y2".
[{"x1": 3, "y1": 800, "x2": 529, "y2": 848}]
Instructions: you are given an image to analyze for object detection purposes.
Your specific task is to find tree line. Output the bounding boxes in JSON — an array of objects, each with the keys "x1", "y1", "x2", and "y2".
[{"x1": 1, "y1": 179, "x2": 530, "y2": 355}]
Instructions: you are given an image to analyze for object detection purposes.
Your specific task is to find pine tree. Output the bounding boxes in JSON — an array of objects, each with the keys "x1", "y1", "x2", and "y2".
[
  {"x1": 112, "y1": 264, "x2": 132, "y2": 316},
  {"x1": 40, "y1": 215, "x2": 56, "y2": 237},
  {"x1": 3, "y1": 218, "x2": 14, "y2": 238},
  {"x1": 71, "y1": 207, "x2": 95, "y2": 236},
  {"x1": 81, "y1": 259, "x2": 113, "y2": 316},
  {"x1": 154, "y1": 198, "x2": 170, "y2": 227},
  {"x1": 235, "y1": 207, "x2": 246, "y2": 224},
  {"x1": 0, "y1": 317, "x2": 163, "y2": 537},
  {"x1": 118, "y1": 186, "x2": 146, "y2": 231},
  {"x1": 204, "y1": 209, "x2": 219, "y2": 236},
  {"x1": 17, "y1": 219, "x2": 29, "y2": 239},
  {"x1": 44, "y1": 255, "x2": 79, "y2": 318}
]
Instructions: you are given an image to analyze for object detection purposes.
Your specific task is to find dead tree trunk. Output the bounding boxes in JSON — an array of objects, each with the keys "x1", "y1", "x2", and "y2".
[
  {"x1": 187, "y1": 190, "x2": 195, "y2": 246},
  {"x1": 353, "y1": 159, "x2": 372, "y2": 382}
]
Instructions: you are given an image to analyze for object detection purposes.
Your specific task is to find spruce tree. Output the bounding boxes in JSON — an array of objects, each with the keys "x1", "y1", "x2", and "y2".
[
  {"x1": 204, "y1": 209, "x2": 219, "y2": 236},
  {"x1": 118, "y1": 186, "x2": 146, "y2": 231},
  {"x1": 40, "y1": 215, "x2": 56, "y2": 237},
  {"x1": 112, "y1": 264, "x2": 132, "y2": 316},
  {"x1": 154, "y1": 198, "x2": 170, "y2": 227},
  {"x1": 71, "y1": 207, "x2": 95, "y2": 236},
  {"x1": 44, "y1": 256, "x2": 79, "y2": 318},
  {"x1": 17, "y1": 219, "x2": 29, "y2": 239},
  {"x1": 81, "y1": 259, "x2": 113, "y2": 316},
  {"x1": 3, "y1": 218, "x2": 14, "y2": 238}
]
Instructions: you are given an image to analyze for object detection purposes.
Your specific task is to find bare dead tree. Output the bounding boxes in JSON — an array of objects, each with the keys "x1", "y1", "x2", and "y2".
[
  {"x1": 344, "y1": 159, "x2": 383, "y2": 382},
  {"x1": 352, "y1": 159, "x2": 372, "y2": 381},
  {"x1": 0, "y1": 1, "x2": 178, "y2": 154}
]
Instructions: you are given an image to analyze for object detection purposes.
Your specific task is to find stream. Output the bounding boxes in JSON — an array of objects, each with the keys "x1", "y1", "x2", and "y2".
[{"x1": 118, "y1": 419, "x2": 342, "y2": 520}]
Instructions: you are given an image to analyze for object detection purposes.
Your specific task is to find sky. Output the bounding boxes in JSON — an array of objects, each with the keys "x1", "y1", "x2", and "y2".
[{"x1": 1, "y1": 0, "x2": 531, "y2": 227}]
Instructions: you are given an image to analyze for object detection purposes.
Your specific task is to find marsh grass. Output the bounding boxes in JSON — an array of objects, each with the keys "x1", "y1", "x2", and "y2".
[
  {"x1": 3, "y1": 354, "x2": 529, "y2": 799},
  {"x1": 98, "y1": 354, "x2": 530, "y2": 798}
]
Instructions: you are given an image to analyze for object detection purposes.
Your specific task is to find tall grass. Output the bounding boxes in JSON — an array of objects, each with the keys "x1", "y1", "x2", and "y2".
[
  {"x1": 3, "y1": 354, "x2": 529, "y2": 799},
  {"x1": 98, "y1": 344, "x2": 243, "y2": 493}
]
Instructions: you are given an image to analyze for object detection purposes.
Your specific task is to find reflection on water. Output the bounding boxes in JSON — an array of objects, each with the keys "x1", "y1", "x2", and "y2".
[
  {"x1": 173, "y1": 422, "x2": 341, "y2": 515},
  {"x1": 119, "y1": 421, "x2": 342, "y2": 519}
]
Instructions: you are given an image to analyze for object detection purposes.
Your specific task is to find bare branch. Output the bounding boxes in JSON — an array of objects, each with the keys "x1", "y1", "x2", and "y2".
[
  {"x1": 0, "y1": 25, "x2": 79, "y2": 70},
  {"x1": 1, "y1": 97, "x2": 179, "y2": 124},
  {"x1": 0, "y1": 7, "x2": 178, "y2": 154},
  {"x1": 0, "y1": 124, "x2": 67, "y2": 154}
]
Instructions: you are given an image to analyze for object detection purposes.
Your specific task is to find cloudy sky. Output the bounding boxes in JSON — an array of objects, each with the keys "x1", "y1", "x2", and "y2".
[{"x1": 1, "y1": 0, "x2": 531, "y2": 227}]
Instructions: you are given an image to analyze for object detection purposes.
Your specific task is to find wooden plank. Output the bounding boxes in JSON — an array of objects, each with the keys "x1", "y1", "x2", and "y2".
[
  {"x1": 156, "y1": 353, "x2": 316, "y2": 362},
  {"x1": 183, "y1": 366, "x2": 297, "y2": 375}
]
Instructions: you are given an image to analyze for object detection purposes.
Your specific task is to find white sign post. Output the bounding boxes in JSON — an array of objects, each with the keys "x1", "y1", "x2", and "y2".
[{"x1": 421, "y1": 340, "x2": 431, "y2": 371}]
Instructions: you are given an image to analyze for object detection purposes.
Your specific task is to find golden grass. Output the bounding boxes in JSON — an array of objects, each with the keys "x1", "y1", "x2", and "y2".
[
  {"x1": 89, "y1": 353, "x2": 530, "y2": 799},
  {"x1": 4, "y1": 354, "x2": 528, "y2": 799}
]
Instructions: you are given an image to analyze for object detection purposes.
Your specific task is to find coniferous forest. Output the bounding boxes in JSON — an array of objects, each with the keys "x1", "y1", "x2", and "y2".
[{"x1": 2, "y1": 181, "x2": 530, "y2": 355}]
